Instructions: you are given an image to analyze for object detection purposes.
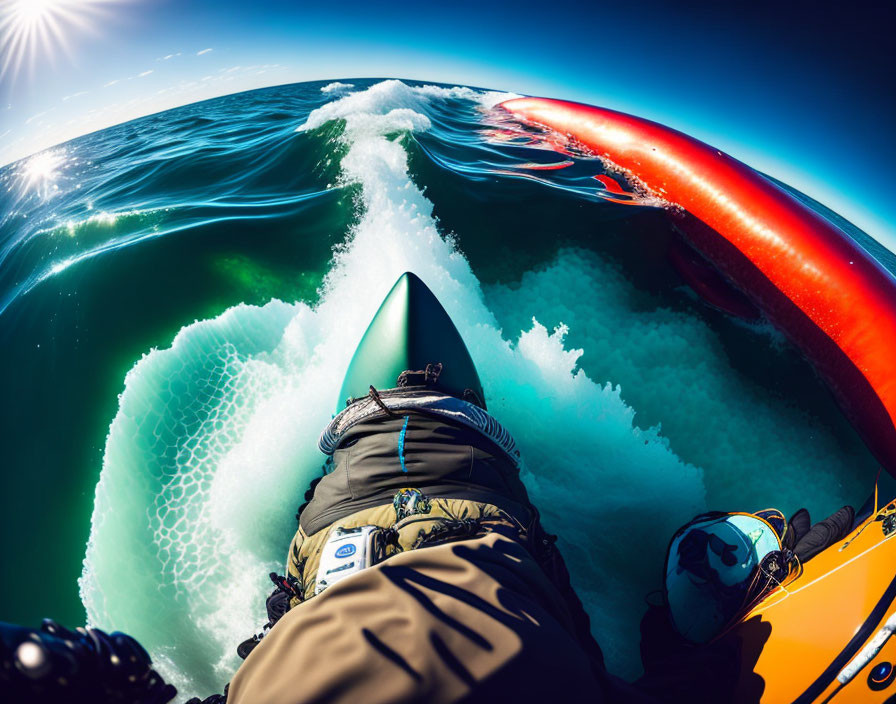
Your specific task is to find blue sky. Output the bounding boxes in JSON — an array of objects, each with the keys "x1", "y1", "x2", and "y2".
[{"x1": 2, "y1": 0, "x2": 894, "y2": 246}]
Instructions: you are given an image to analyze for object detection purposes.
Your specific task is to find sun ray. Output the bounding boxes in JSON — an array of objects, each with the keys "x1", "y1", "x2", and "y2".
[{"x1": 0, "y1": 0, "x2": 116, "y2": 82}]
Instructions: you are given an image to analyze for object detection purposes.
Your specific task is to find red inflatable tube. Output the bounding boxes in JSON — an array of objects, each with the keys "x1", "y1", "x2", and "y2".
[{"x1": 500, "y1": 97, "x2": 896, "y2": 475}]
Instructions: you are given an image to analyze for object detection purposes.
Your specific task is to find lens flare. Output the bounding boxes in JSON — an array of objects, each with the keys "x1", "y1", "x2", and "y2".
[{"x1": 0, "y1": 0, "x2": 115, "y2": 81}]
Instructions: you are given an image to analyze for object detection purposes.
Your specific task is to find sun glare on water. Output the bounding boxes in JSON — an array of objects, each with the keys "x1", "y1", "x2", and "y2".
[
  {"x1": 0, "y1": 0, "x2": 114, "y2": 80},
  {"x1": 25, "y1": 150, "x2": 63, "y2": 181},
  {"x1": 20, "y1": 150, "x2": 68, "y2": 197}
]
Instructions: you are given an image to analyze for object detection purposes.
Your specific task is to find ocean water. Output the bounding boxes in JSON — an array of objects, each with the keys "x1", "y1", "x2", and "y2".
[{"x1": 0, "y1": 78, "x2": 883, "y2": 697}]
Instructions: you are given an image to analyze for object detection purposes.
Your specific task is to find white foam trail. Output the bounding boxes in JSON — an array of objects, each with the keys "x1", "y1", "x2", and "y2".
[{"x1": 81, "y1": 80, "x2": 703, "y2": 696}]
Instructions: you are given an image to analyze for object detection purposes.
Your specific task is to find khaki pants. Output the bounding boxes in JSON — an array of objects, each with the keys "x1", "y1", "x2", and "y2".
[{"x1": 229, "y1": 532, "x2": 609, "y2": 703}]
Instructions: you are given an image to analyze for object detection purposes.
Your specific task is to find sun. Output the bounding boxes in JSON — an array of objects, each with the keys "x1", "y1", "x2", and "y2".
[{"x1": 0, "y1": 0, "x2": 114, "y2": 81}]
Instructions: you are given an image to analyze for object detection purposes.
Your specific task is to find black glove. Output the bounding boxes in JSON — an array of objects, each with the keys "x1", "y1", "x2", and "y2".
[
  {"x1": 787, "y1": 506, "x2": 855, "y2": 562},
  {"x1": 0, "y1": 619, "x2": 177, "y2": 704}
]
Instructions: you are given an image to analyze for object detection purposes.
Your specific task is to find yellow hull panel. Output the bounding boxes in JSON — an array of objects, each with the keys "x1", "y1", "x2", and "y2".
[{"x1": 735, "y1": 507, "x2": 896, "y2": 703}]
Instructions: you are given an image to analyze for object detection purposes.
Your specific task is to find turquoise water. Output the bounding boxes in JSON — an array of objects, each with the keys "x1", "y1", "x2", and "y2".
[{"x1": 0, "y1": 78, "x2": 881, "y2": 697}]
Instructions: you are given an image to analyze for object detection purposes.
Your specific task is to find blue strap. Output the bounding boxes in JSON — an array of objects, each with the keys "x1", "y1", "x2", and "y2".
[{"x1": 398, "y1": 415, "x2": 410, "y2": 473}]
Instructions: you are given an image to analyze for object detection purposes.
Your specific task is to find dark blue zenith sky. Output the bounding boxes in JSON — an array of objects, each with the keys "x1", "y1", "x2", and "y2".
[{"x1": 2, "y1": 0, "x2": 894, "y2": 244}]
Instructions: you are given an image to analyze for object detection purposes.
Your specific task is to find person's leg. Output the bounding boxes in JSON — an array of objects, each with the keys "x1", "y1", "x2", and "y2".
[{"x1": 230, "y1": 533, "x2": 621, "y2": 704}]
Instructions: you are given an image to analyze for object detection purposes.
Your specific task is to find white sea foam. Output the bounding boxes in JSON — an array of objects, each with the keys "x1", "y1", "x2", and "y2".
[
  {"x1": 484, "y1": 250, "x2": 868, "y2": 518},
  {"x1": 81, "y1": 80, "x2": 703, "y2": 696},
  {"x1": 298, "y1": 79, "x2": 517, "y2": 132},
  {"x1": 320, "y1": 81, "x2": 354, "y2": 95}
]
